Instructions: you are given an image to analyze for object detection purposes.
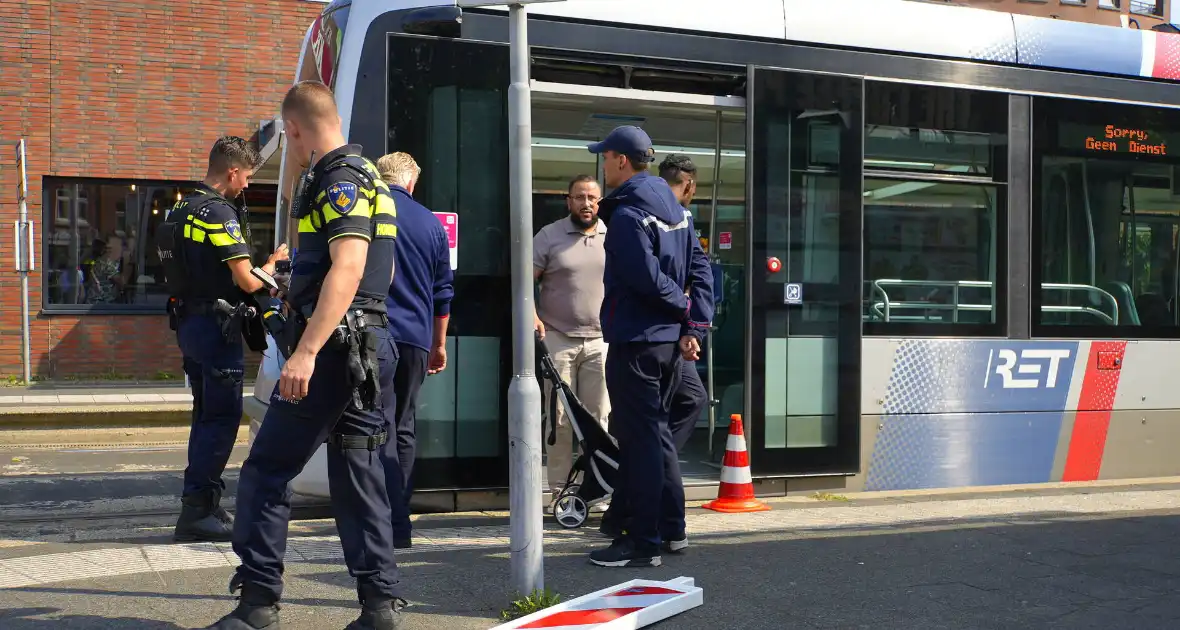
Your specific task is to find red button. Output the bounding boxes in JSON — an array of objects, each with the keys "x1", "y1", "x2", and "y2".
[{"x1": 767, "y1": 257, "x2": 782, "y2": 273}]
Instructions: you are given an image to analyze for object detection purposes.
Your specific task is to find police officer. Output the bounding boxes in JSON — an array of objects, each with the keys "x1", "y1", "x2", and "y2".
[
  {"x1": 375, "y1": 152, "x2": 454, "y2": 549},
  {"x1": 597, "y1": 154, "x2": 714, "y2": 553},
  {"x1": 586, "y1": 126, "x2": 711, "y2": 568},
  {"x1": 204, "y1": 80, "x2": 405, "y2": 630},
  {"x1": 159, "y1": 135, "x2": 289, "y2": 543}
]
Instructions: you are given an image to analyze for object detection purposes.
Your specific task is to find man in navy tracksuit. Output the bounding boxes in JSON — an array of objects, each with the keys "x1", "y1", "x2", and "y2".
[
  {"x1": 598, "y1": 154, "x2": 714, "y2": 551},
  {"x1": 587, "y1": 126, "x2": 711, "y2": 568},
  {"x1": 377, "y1": 152, "x2": 455, "y2": 549}
]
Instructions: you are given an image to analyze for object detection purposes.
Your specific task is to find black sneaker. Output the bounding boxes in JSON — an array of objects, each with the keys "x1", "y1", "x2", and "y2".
[
  {"x1": 393, "y1": 537, "x2": 412, "y2": 550},
  {"x1": 661, "y1": 534, "x2": 688, "y2": 554},
  {"x1": 589, "y1": 538, "x2": 661, "y2": 568}
]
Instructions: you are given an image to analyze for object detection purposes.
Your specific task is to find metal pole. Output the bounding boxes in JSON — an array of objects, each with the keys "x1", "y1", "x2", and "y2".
[
  {"x1": 506, "y1": 2, "x2": 544, "y2": 597},
  {"x1": 16, "y1": 140, "x2": 31, "y2": 385}
]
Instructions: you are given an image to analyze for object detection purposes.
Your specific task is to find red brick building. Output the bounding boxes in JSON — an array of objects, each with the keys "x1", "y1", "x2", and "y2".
[{"x1": 0, "y1": 0, "x2": 322, "y2": 381}]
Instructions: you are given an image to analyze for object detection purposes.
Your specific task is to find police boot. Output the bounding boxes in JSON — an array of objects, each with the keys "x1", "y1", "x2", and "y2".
[
  {"x1": 205, "y1": 577, "x2": 281, "y2": 629},
  {"x1": 174, "y1": 488, "x2": 234, "y2": 543},
  {"x1": 344, "y1": 597, "x2": 407, "y2": 630},
  {"x1": 210, "y1": 486, "x2": 236, "y2": 527}
]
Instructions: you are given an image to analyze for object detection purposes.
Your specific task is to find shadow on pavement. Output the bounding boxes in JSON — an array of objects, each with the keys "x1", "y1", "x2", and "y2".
[
  {"x1": 0, "y1": 607, "x2": 185, "y2": 629},
  {"x1": 297, "y1": 509, "x2": 1180, "y2": 629}
]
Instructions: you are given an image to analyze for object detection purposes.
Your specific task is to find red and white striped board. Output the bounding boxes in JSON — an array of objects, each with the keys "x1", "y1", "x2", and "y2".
[{"x1": 491, "y1": 576, "x2": 703, "y2": 630}]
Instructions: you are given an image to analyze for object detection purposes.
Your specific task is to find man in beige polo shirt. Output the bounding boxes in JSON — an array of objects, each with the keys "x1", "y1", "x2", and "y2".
[{"x1": 534, "y1": 174, "x2": 611, "y2": 508}]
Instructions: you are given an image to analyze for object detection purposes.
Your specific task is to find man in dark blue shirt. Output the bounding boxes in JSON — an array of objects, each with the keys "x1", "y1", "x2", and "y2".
[
  {"x1": 598, "y1": 154, "x2": 714, "y2": 553},
  {"x1": 587, "y1": 126, "x2": 711, "y2": 568},
  {"x1": 377, "y1": 152, "x2": 455, "y2": 549}
]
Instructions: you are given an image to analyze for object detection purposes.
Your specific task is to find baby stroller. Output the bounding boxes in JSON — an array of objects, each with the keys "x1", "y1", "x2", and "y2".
[{"x1": 537, "y1": 331, "x2": 620, "y2": 529}]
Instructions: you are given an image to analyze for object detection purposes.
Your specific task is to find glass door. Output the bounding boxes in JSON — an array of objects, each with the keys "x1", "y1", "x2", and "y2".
[{"x1": 746, "y1": 67, "x2": 863, "y2": 476}]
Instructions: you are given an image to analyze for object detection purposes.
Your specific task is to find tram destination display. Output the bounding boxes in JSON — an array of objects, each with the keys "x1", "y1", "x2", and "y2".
[{"x1": 1060, "y1": 122, "x2": 1169, "y2": 156}]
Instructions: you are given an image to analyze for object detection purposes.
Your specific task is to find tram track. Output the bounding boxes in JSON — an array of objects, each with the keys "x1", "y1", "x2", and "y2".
[{"x1": 0, "y1": 502, "x2": 333, "y2": 527}]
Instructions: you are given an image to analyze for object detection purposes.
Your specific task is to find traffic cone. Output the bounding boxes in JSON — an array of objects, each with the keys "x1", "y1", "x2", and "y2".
[{"x1": 703, "y1": 414, "x2": 771, "y2": 513}]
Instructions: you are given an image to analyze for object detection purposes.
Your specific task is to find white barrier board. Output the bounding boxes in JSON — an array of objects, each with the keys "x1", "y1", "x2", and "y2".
[{"x1": 491, "y1": 576, "x2": 703, "y2": 629}]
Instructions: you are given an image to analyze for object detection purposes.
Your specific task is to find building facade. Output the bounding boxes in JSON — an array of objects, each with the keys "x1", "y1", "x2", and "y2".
[
  {"x1": 0, "y1": 0, "x2": 322, "y2": 380},
  {"x1": 922, "y1": 0, "x2": 1170, "y2": 27}
]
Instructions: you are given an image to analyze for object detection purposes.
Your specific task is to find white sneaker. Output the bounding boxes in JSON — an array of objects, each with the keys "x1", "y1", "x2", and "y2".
[{"x1": 662, "y1": 535, "x2": 688, "y2": 553}]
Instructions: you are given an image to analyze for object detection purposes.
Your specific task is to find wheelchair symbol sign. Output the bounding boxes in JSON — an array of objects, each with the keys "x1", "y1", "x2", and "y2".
[{"x1": 784, "y1": 283, "x2": 803, "y2": 304}]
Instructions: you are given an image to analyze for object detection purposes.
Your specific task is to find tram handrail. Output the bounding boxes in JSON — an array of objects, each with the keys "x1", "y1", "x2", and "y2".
[{"x1": 865, "y1": 279, "x2": 1120, "y2": 324}]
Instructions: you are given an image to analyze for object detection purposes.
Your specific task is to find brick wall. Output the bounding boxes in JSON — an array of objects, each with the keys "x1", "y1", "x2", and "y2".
[{"x1": 0, "y1": 0, "x2": 322, "y2": 380}]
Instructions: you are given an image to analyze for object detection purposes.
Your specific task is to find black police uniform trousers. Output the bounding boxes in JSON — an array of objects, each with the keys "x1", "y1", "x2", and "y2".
[
  {"x1": 604, "y1": 341, "x2": 683, "y2": 552},
  {"x1": 380, "y1": 342, "x2": 429, "y2": 541},
  {"x1": 177, "y1": 312, "x2": 244, "y2": 499},
  {"x1": 231, "y1": 323, "x2": 402, "y2": 605},
  {"x1": 603, "y1": 357, "x2": 704, "y2": 539}
]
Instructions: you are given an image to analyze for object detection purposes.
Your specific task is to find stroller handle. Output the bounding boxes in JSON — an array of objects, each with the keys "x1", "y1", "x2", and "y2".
[
  {"x1": 535, "y1": 329, "x2": 553, "y2": 358},
  {"x1": 535, "y1": 329, "x2": 557, "y2": 379}
]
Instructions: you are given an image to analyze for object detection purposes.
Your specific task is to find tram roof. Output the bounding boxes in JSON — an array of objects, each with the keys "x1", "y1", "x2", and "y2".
[{"x1": 321, "y1": 0, "x2": 1180, "y2": 83}]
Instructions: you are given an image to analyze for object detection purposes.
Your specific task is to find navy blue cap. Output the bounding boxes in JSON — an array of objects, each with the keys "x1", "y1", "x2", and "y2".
[{"x1": 587, "y1": 125, "x2": 656, "y2": 163}]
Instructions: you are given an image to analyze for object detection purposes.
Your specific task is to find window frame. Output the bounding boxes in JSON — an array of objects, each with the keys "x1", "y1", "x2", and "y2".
[
  {"x1": 42, "y1": 176, "x2": 197, "y2": 315},
  {"x1": 860, "y1": 81, "x2": 1011, "y2": 338},
  {"x1": 1030, "y1": 95, "x2": 1180, "y2": 339},
  {"x1": 1129, "y1": 0, "x2": 1164, "y2": 15}
]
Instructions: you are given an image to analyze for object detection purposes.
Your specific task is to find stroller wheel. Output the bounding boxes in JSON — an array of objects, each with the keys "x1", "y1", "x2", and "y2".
[{"x1": 553, "y1": 485, "x2": 588, "y2": 529}]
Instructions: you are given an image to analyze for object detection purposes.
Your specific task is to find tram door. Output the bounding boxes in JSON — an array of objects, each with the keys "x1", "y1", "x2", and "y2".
[
  {"x1": 530, "y1": 86, "x2": 747, "y2": 481},
  {"x1": 746, "y1": 67, "x2": 863, "y2": 476}
]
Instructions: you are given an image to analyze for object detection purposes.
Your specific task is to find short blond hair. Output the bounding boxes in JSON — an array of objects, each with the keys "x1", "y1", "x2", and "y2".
[
  {"x1": 376, "y1": 152, "x2": 421, "y2": 188},
  {"x1": 281, "y1": 80, "x2": 338, "y2": 128}
]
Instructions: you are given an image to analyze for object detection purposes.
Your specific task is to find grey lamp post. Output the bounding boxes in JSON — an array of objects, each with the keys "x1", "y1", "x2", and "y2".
[{"x1": 456, "y1": 0, "x2": 566, "y2": 597}]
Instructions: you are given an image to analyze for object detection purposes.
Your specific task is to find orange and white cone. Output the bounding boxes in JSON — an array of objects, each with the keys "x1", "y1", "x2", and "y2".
[{"x1": 703, "y1": 414, "x2": 771, "y2": 513}]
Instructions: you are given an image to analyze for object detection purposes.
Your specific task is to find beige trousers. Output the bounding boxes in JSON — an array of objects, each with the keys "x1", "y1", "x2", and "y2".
[{"x1": 542, "y1": 328, "x2": 611, "y2": 494}]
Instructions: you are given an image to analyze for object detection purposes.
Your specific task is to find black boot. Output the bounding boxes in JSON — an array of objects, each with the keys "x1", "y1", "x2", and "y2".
[
  {"x1": 344, "y1": 598, "x2": 407, "y2": 630},
  {"x1": 208, "y1": 484, "x2": 236, "y2": 527},
  {"x1": 174, "y1": 488, "x2": 233, "y2": 542},
  {"x1": 204, "y1": 579, "x2": 281, "y2": 629}
]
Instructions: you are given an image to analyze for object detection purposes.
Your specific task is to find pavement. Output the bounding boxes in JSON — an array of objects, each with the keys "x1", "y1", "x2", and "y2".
[
  {"x1": 3, "y1": 398, "x2": 1180, "y2": 628},
  {"x1": 0, "y1": 383, "x2": 255, "y2": 425},
  {"x1": 5, "y1": 481, "x2": 1180, "y2": 628}
]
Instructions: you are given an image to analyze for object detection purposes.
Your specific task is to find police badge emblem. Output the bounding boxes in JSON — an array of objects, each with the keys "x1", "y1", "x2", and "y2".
[
  {"x1": 225, "y1": 219, "x2": 245, "y2": 243},
  {"x1": 328, "y1": 182, "x2": 359, "y2": 215}
]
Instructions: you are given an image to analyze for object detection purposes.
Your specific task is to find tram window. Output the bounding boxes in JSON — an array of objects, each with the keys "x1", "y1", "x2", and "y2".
[
  {"x1": 386, "y1": 35, "x2": 512, "y2": 461},
  {"x1": 1033, "y1": 97, "x2": 1180, "y2": 337},
  {"x1": 862, "y1": 82, "x2": 1008, "y2": 335}
]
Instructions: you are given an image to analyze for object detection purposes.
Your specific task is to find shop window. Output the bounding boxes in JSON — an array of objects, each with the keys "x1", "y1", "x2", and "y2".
[
  {"x1": 861, "y1": 82, "x2": 1008, "y2": 336},
  {"x1": 42, "y1": 178, "x2": 276, "y2": 312},
  {"x1": 1033, "y1": 97, "x2": 1180, "y2": 337}
]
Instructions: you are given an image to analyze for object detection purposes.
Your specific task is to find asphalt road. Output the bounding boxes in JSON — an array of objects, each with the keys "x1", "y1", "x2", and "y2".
[{"x1": 3, "y1": 497, "x2": 1180, "y2": 629}]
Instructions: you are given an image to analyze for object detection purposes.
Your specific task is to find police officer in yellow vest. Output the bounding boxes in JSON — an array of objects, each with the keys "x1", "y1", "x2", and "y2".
[
  {"x1": 157, "y1": 136, "x2": 289, "y2": 543},
  {"x1": 204, "y1": 81, "x2": 406, "y2": 630}
]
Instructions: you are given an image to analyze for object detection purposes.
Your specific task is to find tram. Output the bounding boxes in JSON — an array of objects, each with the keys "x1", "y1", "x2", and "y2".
[{"x1": 245, "y1": 0, "x2": 1180, "y2": 504}]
